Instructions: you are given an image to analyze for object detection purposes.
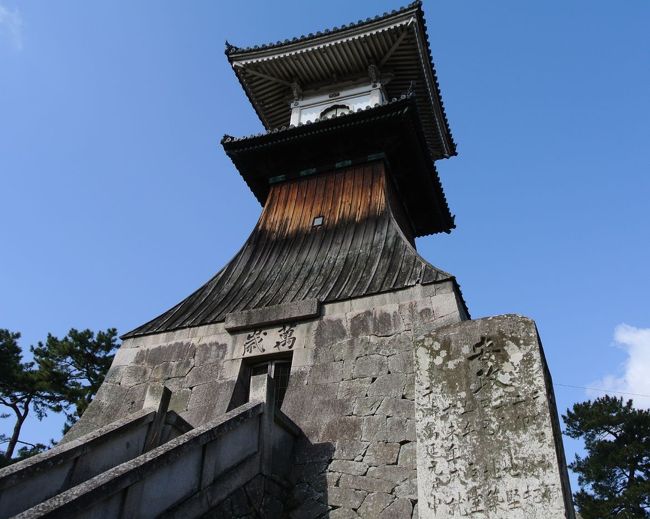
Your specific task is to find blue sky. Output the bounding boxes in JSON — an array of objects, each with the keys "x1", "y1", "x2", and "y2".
[{"x1": 1, "y1": 0, "x2": 649, "y2": 483}]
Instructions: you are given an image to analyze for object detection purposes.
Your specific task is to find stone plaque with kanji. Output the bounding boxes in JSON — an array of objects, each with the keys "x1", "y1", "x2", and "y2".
[{"x1": 414, "y1": 315, "x2": 575, "y2": 518}]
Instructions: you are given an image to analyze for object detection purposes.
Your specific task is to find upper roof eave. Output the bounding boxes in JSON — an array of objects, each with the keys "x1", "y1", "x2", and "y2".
[
  {"x1": 221, "y1": 96, "x2": 455, "y2": 237},
  {"x1": 224, "y1": 1, "x2": 457, "y2": 159},
  {"x1": 225, "y1": 2, "x2": 421, "y2": 61}
]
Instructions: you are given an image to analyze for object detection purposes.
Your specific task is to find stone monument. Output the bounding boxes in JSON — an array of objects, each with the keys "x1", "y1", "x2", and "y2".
[{"x1": 0, "y1": 3, "x2": 574, "y2": 518}]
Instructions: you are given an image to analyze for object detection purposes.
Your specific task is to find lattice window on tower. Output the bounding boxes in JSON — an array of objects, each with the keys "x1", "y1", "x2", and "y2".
[
  {"x1": 289, "y1": 83, "x2": 386, "y2": 126},
  {"x1": 319, "y1": 104, "x2": 350, "y2": 119},
  {"x1": 272, "y1": 360, "x2": 291, "y2": 408},
  {"x1": 246, "y1": 355, "x2": 293, "y2": 409}
]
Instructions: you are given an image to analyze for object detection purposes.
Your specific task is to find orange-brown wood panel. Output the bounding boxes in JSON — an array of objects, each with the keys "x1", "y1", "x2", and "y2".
[{"x1": 258, "y1": 162, "x2": 387, "y2": 237}]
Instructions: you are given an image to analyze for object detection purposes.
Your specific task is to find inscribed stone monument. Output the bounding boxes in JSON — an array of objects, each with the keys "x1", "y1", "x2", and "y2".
[{"x1": 415, "y1": 316, "x2": 574, "y2": 517}]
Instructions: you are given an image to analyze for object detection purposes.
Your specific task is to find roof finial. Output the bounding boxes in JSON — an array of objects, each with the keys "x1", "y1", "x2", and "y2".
[{"x1": 224, "y1": 40, "x2": 237, "y2": 55}]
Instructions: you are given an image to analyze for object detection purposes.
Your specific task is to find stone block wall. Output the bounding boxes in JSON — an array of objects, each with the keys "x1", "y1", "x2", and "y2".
[
  {"x1": 64, "y1": 281, "x2": 466, "y2": 518},
  {"x1": 64, "y1": 336, "x2": 239, "y2": 441},
  {"x1": 207, "y1": 474, "x2": 289, "y2": 518},
  {"x1": 280, "y1": 282, "x2": 465, "y2": 518}
]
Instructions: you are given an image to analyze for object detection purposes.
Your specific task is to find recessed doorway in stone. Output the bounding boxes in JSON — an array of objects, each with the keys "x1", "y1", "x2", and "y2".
[{"x1": 247, "y1": 355, "x2": 293, "y2": 409}]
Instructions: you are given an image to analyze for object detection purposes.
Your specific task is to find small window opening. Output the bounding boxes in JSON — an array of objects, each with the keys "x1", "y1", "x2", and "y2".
[
  {"x1": 320, "y1": 104, "x2": 350, "y2": 119},
  {"x1": 312, "y1": 216, "x2": 324, "y2": 227}
]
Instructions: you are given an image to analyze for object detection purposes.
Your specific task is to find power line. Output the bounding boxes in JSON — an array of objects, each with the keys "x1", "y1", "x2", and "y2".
[{"x1": 555, "y1": 383, "x2": 650, "y2": 399}]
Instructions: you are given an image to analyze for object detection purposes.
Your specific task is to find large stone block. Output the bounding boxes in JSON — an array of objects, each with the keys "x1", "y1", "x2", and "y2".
[
  {"x1": 329, "y1": 487, "x2": 367, "y2": 509},
  {"x1": 331, "y1": 337, "x2": 373, "y2": 362},
  {"x1": 363, "y1": 442, "x2": 400, "y2": 466},
  {"x1": 183, "y1": 362, "x2": 222, "y2": 388},
  {"x1": 414, "y1": 315, "x2": 574, "y2": 518},
  {"x1": 329, "y1": 460, "x2": 369, "y2": 476},
  {"x1": 377, "y1": 397, "x2": 414, "y2": 419},
  {"x1": 349, "y1": 310, "x2": 372, "y2": 337},
  {"x1": 338, "y1": 378, "x2": 372, "y2": 400},
  {"x1": 353, "y1": 355, "x2": 388, "y2": 379},
  {"x1": 372, "y1": 306, "x2": 403, "y2": 337},
  {"x1": 357, "y1": 492, "x2": 394, "y2": 516},
  {"x1": 353, "y1": 397, "x2": 383, "y2": 416},
  {"x1": 361, "y1": 416, "x2": 386, "y2": 442},
  {"x1": 314, "y1": 317, "x2": 348, "y2": 349},
  {"x1": 120, "y1": 365, "x2": 151, "y2": 387},
  {"x1": 194, "y1": 341, "x2": 226, "y2": 365},
  {"x1": 334, "y1": 440, "x2": 369, "y2": 461},
  {"x1": 367, "y1": 465, "x2": 413, "y2": 486},
  {"x1": 321, "y1": 416, "x2": 362, "y2": 442},
  {"x1": 329, "y1": 507, "x2": 361, "y2": 519},
  {"x1": 397, "y1": 442, "x2": 415, "y2": 467},
  {"x1": 379, "y1": 498, "x2": 413, "y2": 518},
  {"x1": 385, "y1": 417, "x2": 415, "y2": 443},
  {"x1": 394, "y1": 475, "x2": 418, "y2": 499},
  {"x1": 367, "y1": 374, "x2": 407, "y2": 398},
  {"x1": 387, "y1": 351, "x2": 414, "y2": 374},
  {"x1": 338, "y1": 474, "x2": 394, "y2": 494},
  {"x1": 310, "y1": 361, "x2": 344, "y2": 384}
]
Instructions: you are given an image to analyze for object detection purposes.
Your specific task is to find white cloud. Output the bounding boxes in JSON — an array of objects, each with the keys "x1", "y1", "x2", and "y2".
[
  {"x1": 589, "y1": 324, "x2": 650, "y2": 409},
  {"x1": 0, "y1": 3, "x2": 23, "y2": 51}
]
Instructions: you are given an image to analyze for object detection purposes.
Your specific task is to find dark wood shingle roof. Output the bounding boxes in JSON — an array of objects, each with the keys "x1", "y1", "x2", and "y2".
[{"x1": 124, "y1": 162, "x2": 457, "y2": 338}]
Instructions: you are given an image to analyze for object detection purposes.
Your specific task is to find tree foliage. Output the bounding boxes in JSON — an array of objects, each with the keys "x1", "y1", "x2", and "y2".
[
  {"x1": 563, "y1": 396, "x2": 650, "y2": 518},
  {"x1": 0, "y1": 328, "x2": 118, "y2": 463},
  {"x1": 31, "y1": 328, "x2": 118, "y2": 431},
  {"x1": 0, "y1": 330, "x2": 60, "y2": 461}
]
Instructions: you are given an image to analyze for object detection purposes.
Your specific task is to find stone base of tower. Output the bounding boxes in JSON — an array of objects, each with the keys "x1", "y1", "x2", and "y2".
[
  {"x1": 0, "y1": 283, "x2": 574, "y2": 518},
  {"x1": 277, "y1": 281, "x2": 467, "y2": 518}
]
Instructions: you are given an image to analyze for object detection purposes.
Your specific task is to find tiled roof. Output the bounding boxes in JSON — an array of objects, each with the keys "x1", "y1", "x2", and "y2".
[
  {"x1": 221, "y1": 95, "x2": 455, "y2": 237},
  {"x1": 123, "y1": 162, "x2": 463, "y2": 338},
  {"x1": 225, "y1": 2, "x2": 422, "y2": 55},
  {"x1": 225, "y1": 1, "x2": 456, "y2": 161},
  {"x1": 222, "y1": 93, "x2": 413, "y2": 143}
]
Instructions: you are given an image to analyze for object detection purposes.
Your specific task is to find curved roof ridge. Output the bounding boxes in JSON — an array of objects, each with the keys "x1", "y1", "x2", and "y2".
[
  {"x1": 221, "y1": 94, "x2": 411, "y2": 144},
  {"x1": 225, "y1": 2, "x2": 422, "y2": 56},
  {"x1": 123, "y1": 161, "x2": 457, "y2": 339},
  {"x1": 225, "y1": 1, "x2": 456, "y2": 159}
]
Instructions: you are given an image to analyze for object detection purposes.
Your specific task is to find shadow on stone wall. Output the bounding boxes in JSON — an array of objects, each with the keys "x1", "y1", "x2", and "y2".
[
  {"x1": 204, "y1": 435, "x2": 333, "y2": 518},
  {"x1": 206, "y1": 473, "x2": 290, "y2": 518},
  {"x1": 285, "y1": 435, "x2": 335, "y2": 517}
]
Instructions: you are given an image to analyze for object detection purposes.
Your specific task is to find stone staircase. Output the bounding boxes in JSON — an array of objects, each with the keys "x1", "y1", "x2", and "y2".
[{"x1": 0, "y1": 378, "x2": 299, "y2": 518}]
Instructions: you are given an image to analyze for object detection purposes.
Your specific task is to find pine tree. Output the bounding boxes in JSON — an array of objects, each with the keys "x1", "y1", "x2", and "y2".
[
  {"x1": 0, "y1": 330, "x2": 60, "y2": 462},
  {"x1": 31, "y1": 328, "x2": 118, "y2": 431},
  {"x1": 0, "y1": 328, "x2": 118, "y2": 463},
  {"x1": 563, "y1": 396, "x2": 650, "y2": 518}
]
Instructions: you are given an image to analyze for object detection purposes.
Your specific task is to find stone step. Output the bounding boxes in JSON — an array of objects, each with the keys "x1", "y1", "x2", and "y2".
[
  {"x1": 12, "y1": 396, "x2": 299, "y2": 519},
  {"x1": 0, "y1": 387, "x2": 190, "y2": 518}
]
